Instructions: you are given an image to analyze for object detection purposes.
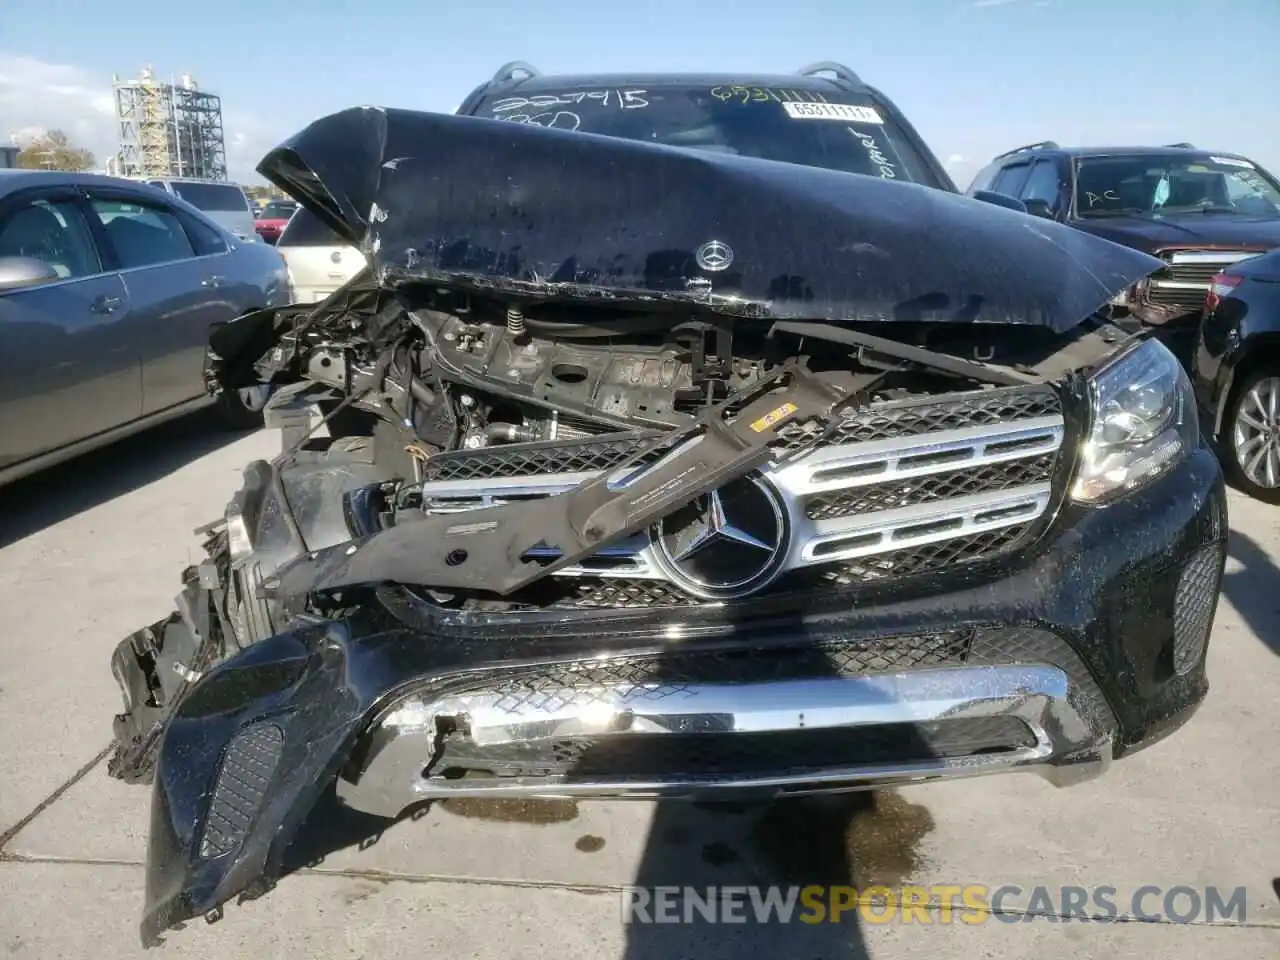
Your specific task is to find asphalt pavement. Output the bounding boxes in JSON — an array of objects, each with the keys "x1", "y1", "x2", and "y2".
[{"x1": 1, "y1": 413, "x2": 1277, "y2": 959}]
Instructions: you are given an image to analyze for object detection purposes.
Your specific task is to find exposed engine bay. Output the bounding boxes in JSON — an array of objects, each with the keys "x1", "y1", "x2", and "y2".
[{"x1": 226, "y1": 282, "x2": 1129, "y2": 597}]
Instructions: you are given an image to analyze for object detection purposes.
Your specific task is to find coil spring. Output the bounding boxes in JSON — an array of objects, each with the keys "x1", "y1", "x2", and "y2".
[{"x1": 506, "y1": 307, "x2": 526, "y2": 337}]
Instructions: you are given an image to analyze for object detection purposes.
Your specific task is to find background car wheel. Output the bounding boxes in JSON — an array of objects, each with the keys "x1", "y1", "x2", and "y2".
[
  {"x1": 1221, "y1": 367, "x2": 1280, "y2": 504},
  {"x1": 213, "y1": 384, "x2": 272, "y2": 430}
]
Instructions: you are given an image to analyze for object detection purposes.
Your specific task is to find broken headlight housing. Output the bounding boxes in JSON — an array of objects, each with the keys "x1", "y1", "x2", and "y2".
[{"x1": 1071, "y1": 338, "x2": 1199, "y2": 504}]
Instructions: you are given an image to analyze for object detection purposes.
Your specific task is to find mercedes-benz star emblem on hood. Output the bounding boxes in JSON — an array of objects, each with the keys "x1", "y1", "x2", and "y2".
[{"x1": 695, "y1": 240, "x2": 734, "y2": 272}]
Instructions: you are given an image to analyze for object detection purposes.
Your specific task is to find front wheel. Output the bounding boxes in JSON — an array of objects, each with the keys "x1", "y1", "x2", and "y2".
[
  {"x1": 213, "y1": 383, "x2": 272, "y2": 430},
  {"x1": 1221, "y1": 367, "x2": 1280, "y2": 504}
]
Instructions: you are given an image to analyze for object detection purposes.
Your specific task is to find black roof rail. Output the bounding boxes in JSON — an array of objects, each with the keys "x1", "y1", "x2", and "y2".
[
  {"x1": 490, "y1": 61, "x2": 540, "y2": 84},
  {"x1": 992, "y1": 140, "x2": 1060, "y2": 162},
  {"x1": 795, "y1": 61, "x2": 864, "y2": 87},
  {"x1": 1165, "y1": 142, "x2": 1196, "y2": 149}
]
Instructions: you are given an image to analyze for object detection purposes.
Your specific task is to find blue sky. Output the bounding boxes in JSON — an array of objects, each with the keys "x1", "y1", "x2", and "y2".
[{"x1": 2, "y1": 0, "x2": 1278, "y2": 186}]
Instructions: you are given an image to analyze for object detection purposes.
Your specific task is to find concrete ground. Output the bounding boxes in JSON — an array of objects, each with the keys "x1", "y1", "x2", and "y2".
[{"x1": 0, "y1": 413, "x2": 1277, "y2": 959}]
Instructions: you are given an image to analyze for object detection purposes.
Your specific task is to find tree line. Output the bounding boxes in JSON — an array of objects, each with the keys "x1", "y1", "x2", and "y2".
[
  {"x1": 9, "y1": 130, "x2": 287, "y2": 197},
  {"x1": 12, "y1": 130, "x2": 95, "y2": 171}
]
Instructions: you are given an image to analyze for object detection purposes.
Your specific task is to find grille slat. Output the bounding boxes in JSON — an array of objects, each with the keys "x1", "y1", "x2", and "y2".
[{"x1": 806, "y1": 454, "x2": 1056, "y2": 520}]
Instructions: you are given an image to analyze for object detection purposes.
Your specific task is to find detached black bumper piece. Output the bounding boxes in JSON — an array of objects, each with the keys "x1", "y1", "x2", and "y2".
[{"x1": 134, "y1": 446, "x2": 1225, "y2": 945}]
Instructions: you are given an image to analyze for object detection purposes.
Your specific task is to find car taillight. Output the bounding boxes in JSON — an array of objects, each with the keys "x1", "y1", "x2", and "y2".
[{"x1": 1204, "y1": 273, "x2": 1242, "y2": 313}]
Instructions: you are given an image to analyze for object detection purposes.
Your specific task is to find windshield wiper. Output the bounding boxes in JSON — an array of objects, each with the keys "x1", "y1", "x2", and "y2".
[
  {"x1": 1077, "y1": 208, "x2": 1150, "y2": 218},
  {"x1": 1187, "y1": 204, "x2": 1242, "y2": 215}
]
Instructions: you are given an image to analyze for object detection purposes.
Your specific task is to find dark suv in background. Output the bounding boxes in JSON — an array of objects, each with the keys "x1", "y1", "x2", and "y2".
[{"x1": 966, "y1": 142, "x2": 1280, "y2": 347}]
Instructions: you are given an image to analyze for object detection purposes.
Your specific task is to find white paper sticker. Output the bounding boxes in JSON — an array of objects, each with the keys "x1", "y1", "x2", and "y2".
[
  {"x1": 782, "y1": 101, "x2": 884, "y2": 124},
  {"x1": 1210, "y1": 155, "x2": 1255, "y2": 169}
]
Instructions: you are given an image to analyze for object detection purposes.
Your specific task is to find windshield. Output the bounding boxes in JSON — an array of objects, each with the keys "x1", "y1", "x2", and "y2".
[
  {"x1": 171, "y1": 182, "x2": 250, "y2": 213},
  {"x1": 474, "y1": 83, "x2": 937, "y2": 186},
  {"x1": 278, "y1": 207, "x2": 345, "y2": 247},
  {"x1": 1075, "y1": 154, "x2": 1280, "y2": 219},
  {"x1": 259, "y1": 201, "x2": 297, "y2": 219}
]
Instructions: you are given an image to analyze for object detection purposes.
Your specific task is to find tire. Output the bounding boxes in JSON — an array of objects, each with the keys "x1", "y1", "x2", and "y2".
[
  {"x1": 1219, "y1": 366, "x2": 1280, "y2": 504},
  {"x1": 213, "y1": 383, "x2": 273, "y2": 430}
]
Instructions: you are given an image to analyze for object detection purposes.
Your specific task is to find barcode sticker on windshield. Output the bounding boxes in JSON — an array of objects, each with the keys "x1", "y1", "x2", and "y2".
[
  {"x1": 782, "y1": 101, "x2": 884, "y2": 124},
  {"x1": 1210, "y1": 156, "x2": 1254, "y2": 169}
]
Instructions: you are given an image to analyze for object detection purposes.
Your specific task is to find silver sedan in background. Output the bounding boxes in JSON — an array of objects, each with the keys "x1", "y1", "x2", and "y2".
[{"x1": 0, "y1": 170, "x2": 289, "y2": 486}]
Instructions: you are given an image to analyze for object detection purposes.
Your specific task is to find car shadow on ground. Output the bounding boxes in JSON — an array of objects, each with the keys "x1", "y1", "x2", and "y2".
[
  {"x1": 285, "y1": 786, "x2": 940, "y2": 960},
  {"x1": 1222, "y1": 529, "x2": 1280, "y2": 656},
  {"x1": 281, "y1": 625, "x2": 946, "y2": 959},
  {"x1": 0, "y1": 411, "x2": 256, "y2": 551}
]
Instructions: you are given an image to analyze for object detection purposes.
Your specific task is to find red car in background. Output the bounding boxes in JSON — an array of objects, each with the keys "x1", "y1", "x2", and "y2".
[{"x1": 253, "y1": 199, "x2": 298, "y2": 244}]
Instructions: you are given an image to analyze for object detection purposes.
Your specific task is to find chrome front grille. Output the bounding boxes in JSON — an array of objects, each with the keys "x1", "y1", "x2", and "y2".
[
  {"x1": 1146, "y1": 249, "x2": 1258, "y2": 308},
  {"x1": 418, "y1": 385, "x2": 1065, "y2": 609}
]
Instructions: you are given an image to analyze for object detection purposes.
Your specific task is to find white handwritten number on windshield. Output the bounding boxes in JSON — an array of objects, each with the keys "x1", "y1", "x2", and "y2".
[{"x1": 489, "y1": 90, "x2": 650, "y2": 113}]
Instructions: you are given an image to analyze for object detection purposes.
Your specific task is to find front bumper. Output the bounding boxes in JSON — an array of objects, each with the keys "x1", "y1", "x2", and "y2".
[
  {"x1": 130, "y1": 445, "x2": 1226, "y2": 943},
  {"x1": 341, "y1": 661, "x2": 1105, "y2": 812}
]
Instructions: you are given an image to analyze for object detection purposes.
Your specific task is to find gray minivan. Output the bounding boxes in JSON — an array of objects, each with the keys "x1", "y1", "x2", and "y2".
[{"x1": 144, "y1": 179, "x2": 258, "y2": 243}]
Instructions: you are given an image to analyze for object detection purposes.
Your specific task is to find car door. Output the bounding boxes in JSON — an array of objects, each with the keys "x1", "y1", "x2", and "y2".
[
  {"x1": 0, "y1": 186, "x2": 138, "y2": 470},
  {"x1": 84, "y1": 186, "x2": 240, "y2": 415}
]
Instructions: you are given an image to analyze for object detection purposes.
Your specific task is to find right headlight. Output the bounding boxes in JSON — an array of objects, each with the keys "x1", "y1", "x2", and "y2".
[{"x1": 1070, "y1": 338, "x2": 1199, "y2": 504}]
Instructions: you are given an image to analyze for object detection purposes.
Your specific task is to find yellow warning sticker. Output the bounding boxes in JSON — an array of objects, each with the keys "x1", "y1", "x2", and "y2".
[{"x1": 749, "y1": 401, "x2": 799, "y2": 433}]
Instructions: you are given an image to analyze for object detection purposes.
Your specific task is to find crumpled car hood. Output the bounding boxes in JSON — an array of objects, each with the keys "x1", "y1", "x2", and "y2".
[{"x1": 257, "y1": 105, "x2": 1164, "y2": 335}]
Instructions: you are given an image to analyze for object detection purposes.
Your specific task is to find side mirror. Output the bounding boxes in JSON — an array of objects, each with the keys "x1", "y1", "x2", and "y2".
[
  {"x1": 972, "y1": 190, "x2": 1028, "y2": 214},
  {"x1": 0, "y1": 256, "x2": 61, "y2": 292},
  {"x1": 1023, "y1": 199, "x2": 1055, "y2": 219}
]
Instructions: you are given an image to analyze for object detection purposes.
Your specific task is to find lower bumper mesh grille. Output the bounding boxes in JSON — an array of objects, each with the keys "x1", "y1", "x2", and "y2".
[
  {"x1": 199, "y1": 721, "x2": 284, "y2": 860},
  {"x1": 483, "y1": 632, "x2": 972, "y2": 695},
  {"x1": 1173, "y1": 543, "x2": 1222, "y2": 675}
]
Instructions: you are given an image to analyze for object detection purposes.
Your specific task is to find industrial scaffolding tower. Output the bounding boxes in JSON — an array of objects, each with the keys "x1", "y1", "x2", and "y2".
[{"x1": 112, "y1": 66, "x2": 228, "y2": 181}]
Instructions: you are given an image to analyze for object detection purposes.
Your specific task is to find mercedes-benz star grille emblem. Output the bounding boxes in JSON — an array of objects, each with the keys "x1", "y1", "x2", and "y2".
[
  {"x1": 652, "y1": 476, "x2": 789, "y2": 600},
  {"x1": 694, "y1": 240, "x2": 734, "y2": 272}
]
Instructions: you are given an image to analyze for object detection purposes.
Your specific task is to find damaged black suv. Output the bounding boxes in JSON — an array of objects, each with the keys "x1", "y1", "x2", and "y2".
[{"x1": 107, "y1": 62, "x2": 1228, "y2": 944}]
